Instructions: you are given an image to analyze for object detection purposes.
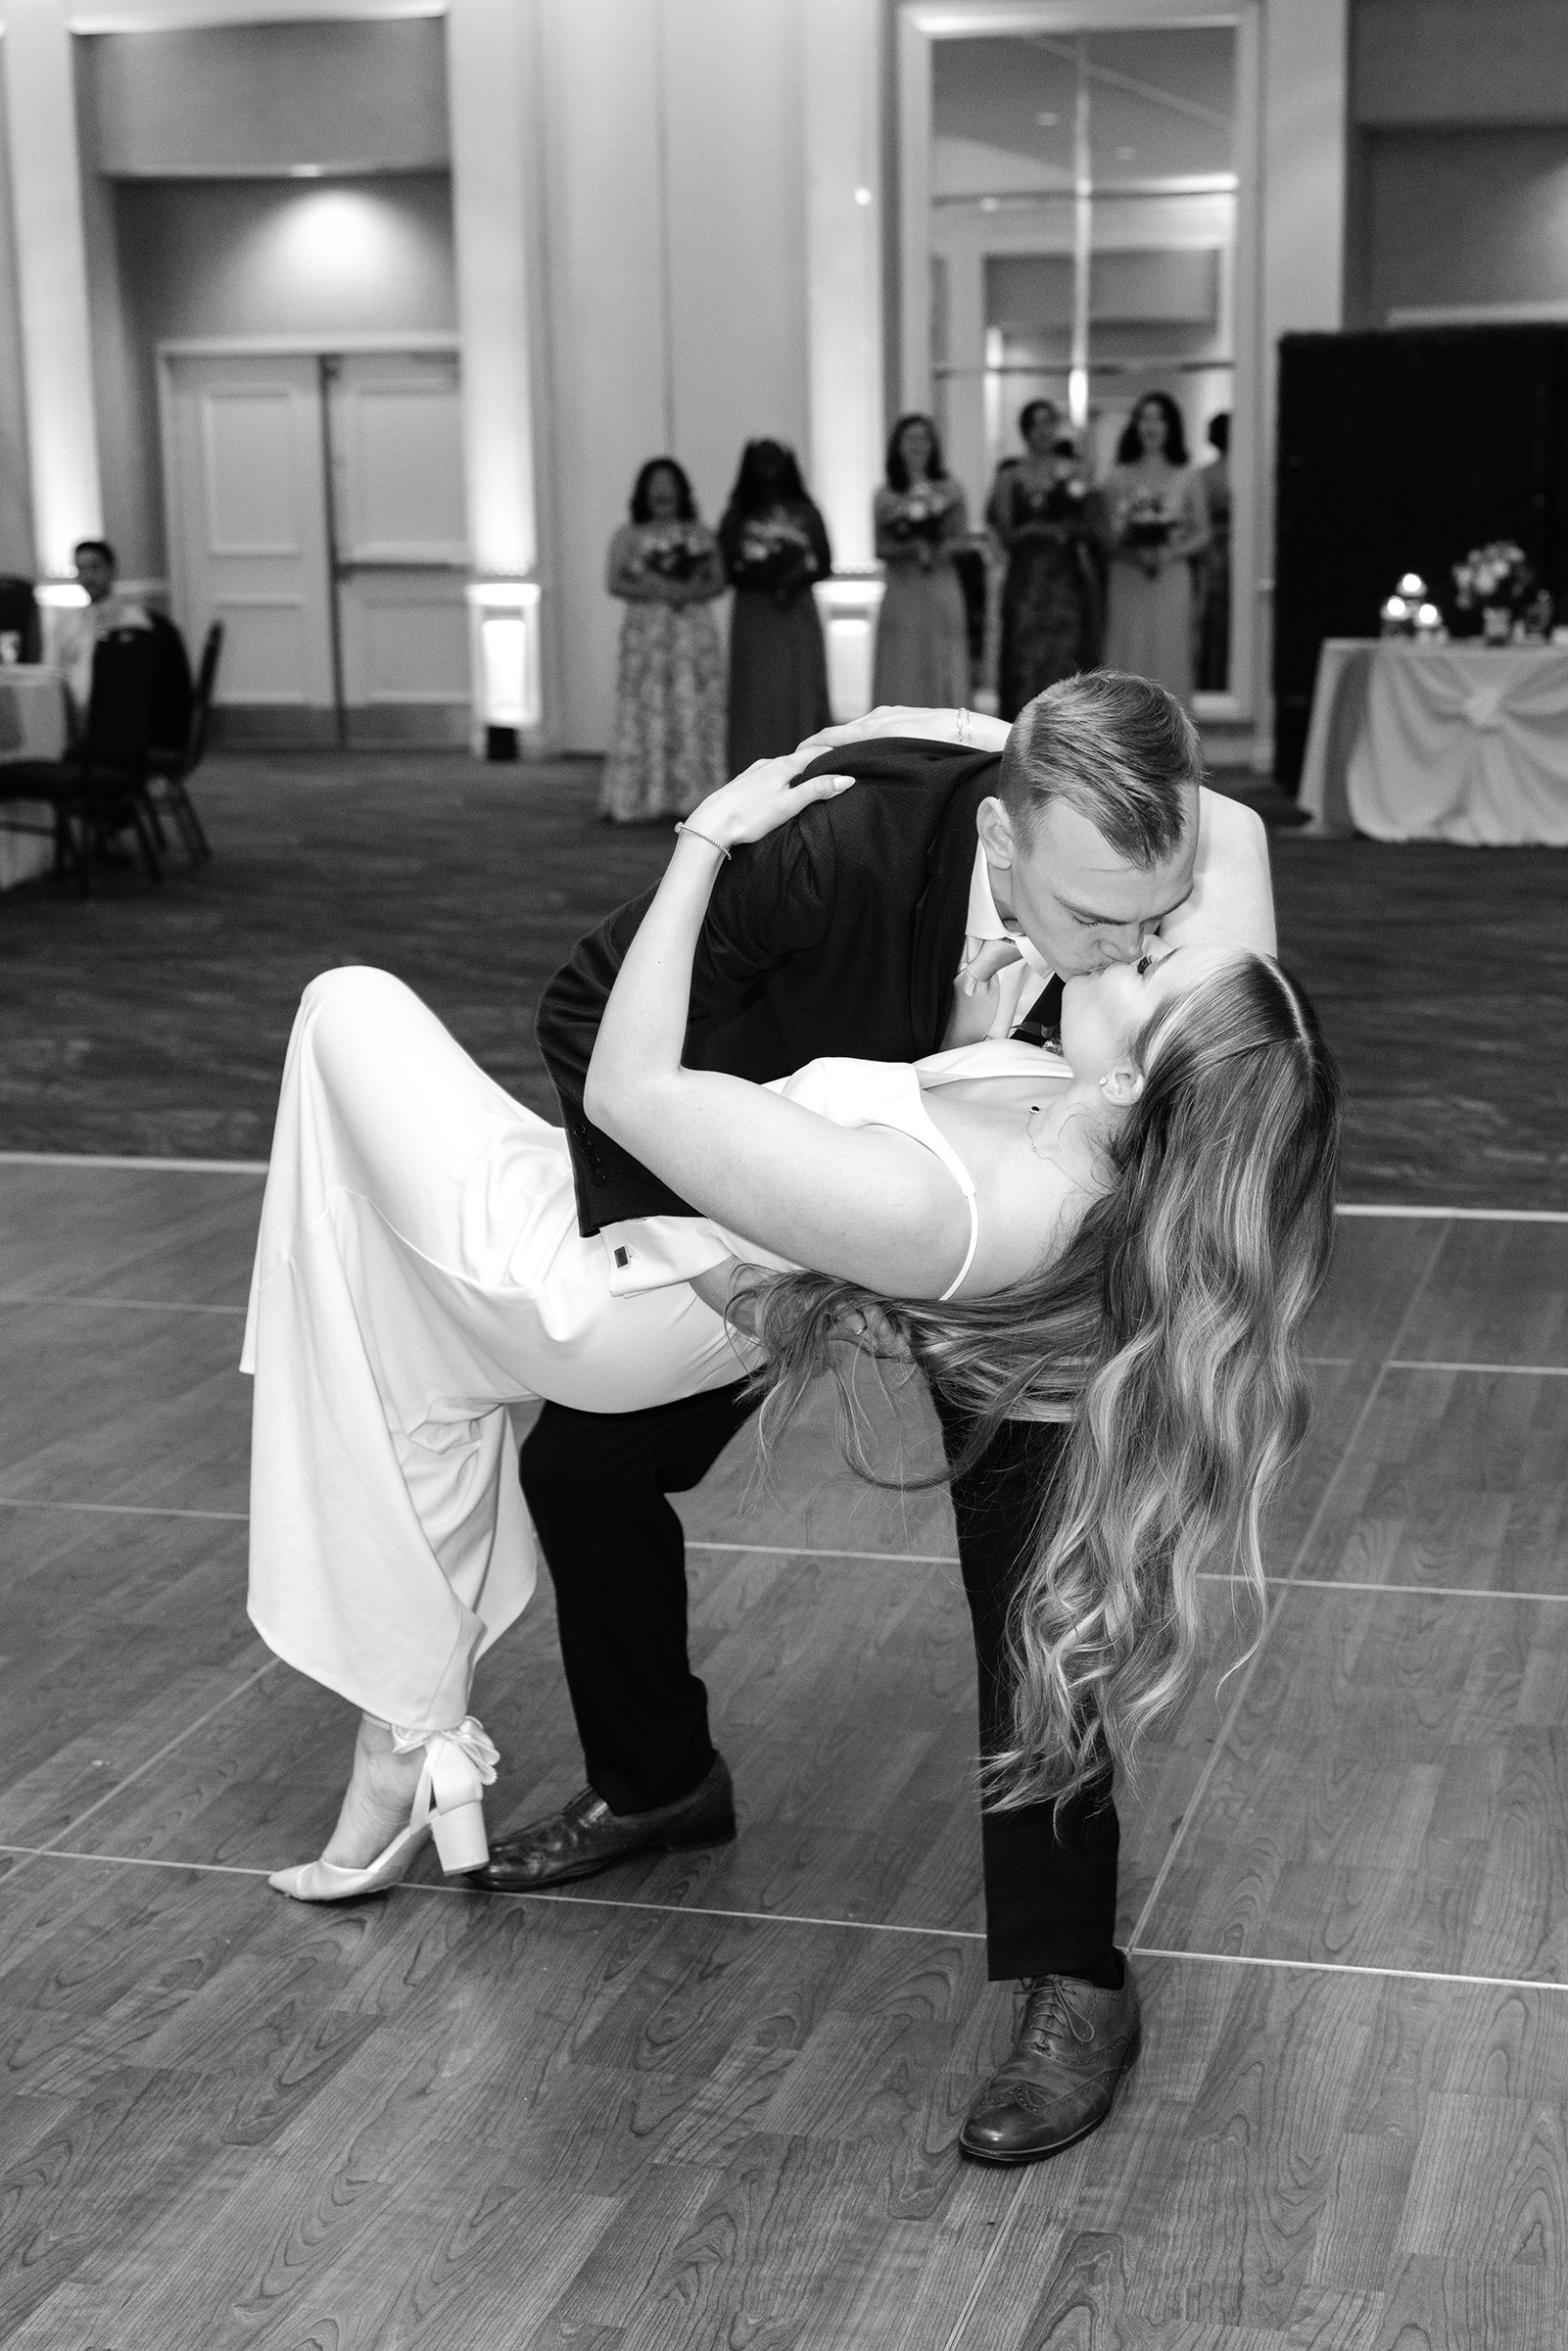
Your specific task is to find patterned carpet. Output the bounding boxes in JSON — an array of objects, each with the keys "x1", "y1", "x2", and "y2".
[{"x1": 0, "y1": 749, "x2": 1561, "y2": 1206}]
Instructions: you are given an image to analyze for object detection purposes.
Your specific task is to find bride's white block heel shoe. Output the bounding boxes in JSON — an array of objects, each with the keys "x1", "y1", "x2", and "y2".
[{"x1": 269, "y1": 1717, "x2": 499, "y2": 1902}]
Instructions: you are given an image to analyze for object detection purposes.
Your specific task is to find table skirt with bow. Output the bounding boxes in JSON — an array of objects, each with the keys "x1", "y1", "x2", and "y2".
[{"x1": 1299, "y1": 641, "x2": 1568, "y2": 845}]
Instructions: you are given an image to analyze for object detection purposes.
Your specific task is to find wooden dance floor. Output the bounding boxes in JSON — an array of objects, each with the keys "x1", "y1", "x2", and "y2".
[{"x1": 3, "y1": 1160, "x2": 1567, "y2": 2348}]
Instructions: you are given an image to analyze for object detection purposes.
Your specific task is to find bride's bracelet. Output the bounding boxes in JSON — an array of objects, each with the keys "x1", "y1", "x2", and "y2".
[
  {"x1": 674, "y1": 820, "x2": 732, "y2": 862},
  {"x1": 956, "y1": 707, "x2": 972, "y2": 746}
]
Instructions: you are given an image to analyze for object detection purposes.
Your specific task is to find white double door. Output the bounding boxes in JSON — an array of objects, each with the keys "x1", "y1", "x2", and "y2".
[{"x1": 165, "y1": 348, "x2": 470, "y2": 744}]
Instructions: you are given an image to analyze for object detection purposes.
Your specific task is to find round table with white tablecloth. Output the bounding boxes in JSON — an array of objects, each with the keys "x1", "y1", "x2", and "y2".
[
  {"x1": 1298, "y1": 639, "x2": 1568, "y2": 844},
  {"x1": 0, "y1": 666, "x2": 71, "y2": 889}
]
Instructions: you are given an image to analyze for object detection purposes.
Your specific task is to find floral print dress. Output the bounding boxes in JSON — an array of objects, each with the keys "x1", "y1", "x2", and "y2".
[{"x1": 599, "y1": 520, "x2": 728, "y2": 825}]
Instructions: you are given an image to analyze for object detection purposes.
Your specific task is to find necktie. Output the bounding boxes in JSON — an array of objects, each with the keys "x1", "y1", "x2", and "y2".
[{"x1": 1011, "y1": 972, "x2": 1064, "y2": 1050}]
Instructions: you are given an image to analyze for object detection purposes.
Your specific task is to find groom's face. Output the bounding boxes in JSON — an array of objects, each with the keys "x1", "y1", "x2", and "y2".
[{"x1": 975, "y1": 788, "x2": 1198, "y2": 977}]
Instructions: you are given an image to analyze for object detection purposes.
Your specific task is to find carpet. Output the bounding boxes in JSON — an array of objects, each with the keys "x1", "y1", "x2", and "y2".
[{"x1": 0, "y1": 750, "x2": 1561, "y2": 1208}]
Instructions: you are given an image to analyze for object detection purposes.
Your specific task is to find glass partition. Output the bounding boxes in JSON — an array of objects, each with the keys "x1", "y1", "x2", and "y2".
[{"x1": 928, "y1": 22, "x2": 1240, "y2": 701}]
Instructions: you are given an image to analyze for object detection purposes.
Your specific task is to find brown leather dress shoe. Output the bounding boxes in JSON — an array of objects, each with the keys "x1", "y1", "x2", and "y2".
[
  {"x1": 959, "y1": 1960, "x2": 1140, "y2": 2165},
  {"x1": 468, "y1": 1754, "x2": 736, "y2": 1892}
]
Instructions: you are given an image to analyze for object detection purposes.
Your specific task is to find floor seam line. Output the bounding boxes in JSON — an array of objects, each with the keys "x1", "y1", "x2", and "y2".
[
  {"x1": 0, "y1": 1655, "x2": 280, "y2": 1890},
  {"x1": 8, "y1": 1845, "x2": 1567, "y2": 1994},
  {"x1": 0, "y1": 1293, "x2": 248, "y2": 1316},
  {"x1": 1, "y1": 1509, "x2": 1557, "y2": 1607}
]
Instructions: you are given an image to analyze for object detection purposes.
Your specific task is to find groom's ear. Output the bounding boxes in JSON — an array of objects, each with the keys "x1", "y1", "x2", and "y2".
[{"x1": 976, "y1": 795, "x2": 1016, "y2": 871}]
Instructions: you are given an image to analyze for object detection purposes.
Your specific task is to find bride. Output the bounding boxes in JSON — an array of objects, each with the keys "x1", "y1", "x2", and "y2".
[{"x1": 247, "y1": 751, "x2": 1339, "y2": 1899}]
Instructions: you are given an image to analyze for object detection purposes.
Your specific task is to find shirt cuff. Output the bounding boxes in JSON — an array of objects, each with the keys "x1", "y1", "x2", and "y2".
[{"x1": 600, "y1": 1216, "x2": 734, "y2": 1297}]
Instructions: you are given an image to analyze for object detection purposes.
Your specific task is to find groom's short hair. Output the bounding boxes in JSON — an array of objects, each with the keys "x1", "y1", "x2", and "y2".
[{"x1": 999, "y1": 671, "x2": 1202, "y2": 865}]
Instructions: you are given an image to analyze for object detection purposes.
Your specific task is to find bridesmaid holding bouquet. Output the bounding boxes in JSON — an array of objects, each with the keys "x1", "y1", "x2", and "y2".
[
  {"x1": 600, "y1": 458, "x2": 727, "y2": 825},
  {"x1": 872, "y1": 413, "x2": 971, "y2": 709},
  {"x1": 719, "y1": 440, "x2": 832, "y2": 772},
  {"x1": 1102, "y1": 393, "x2": 1210, "y2": 708}
]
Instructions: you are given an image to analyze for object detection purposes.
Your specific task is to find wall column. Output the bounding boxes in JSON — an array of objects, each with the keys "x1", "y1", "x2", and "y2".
[
  {"x1": 1257, "y1": 0, "x2": 1349, "y2": 751},
  {"x1": 803, "y1": 0, "x2": 881, "y2": 569},
  {"x1": 803, "y1": 0, "x2": 883, "y2": 716},
  {"x1": 2, "y1": 0, "x2": 102, "y2": 577},
  {"x1": 446, "y1": 0, "x2": 553, "y2": 751}
]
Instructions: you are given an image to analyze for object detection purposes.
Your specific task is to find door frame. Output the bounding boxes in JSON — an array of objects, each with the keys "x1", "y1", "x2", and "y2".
[{"x1": 157, "y1": 332, "x2": 464, "y2": 740}]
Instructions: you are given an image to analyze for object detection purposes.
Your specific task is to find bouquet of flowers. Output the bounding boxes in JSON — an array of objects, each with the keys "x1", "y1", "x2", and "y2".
[
  {"x1": 733, "y1": 512, "x2": 820, "y2": 600},
  {"x1": 1451, "y1": 541, "x2": 1534, "y2": 614},
  {"x1": 1041, "y1": 473, "x2": 1089, "y2": 523},
  {"x1": 1118, "y1": 489, "x2": 1174, "y2": 550},
  {"x1": 885, "y1": 484, "x2": 954, "y2": 545},
  {"x1": 637, "y1": 523, "x2": 711, "y2": 583}
]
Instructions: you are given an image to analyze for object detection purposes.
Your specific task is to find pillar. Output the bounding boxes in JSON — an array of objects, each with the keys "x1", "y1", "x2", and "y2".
[
  {"x1": 804, "y1": 0, "x2": 884, "y2": 716},
  {"x1": 2, "y1": 0, "x2": 101, "y2": 578},
  {"x1": 446, "y1": 0, "x2": 552, "y2": 752}
]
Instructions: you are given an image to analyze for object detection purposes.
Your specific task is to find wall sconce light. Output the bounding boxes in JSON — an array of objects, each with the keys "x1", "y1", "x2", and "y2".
[{"x1": 465, "y1": 579, "x2": 542, "y2": 758}]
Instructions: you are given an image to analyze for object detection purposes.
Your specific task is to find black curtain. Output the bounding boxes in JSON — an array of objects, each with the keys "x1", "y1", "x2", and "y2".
[{"x1": 1274, "y1": 325, "x2": 1568, "y2": 788}]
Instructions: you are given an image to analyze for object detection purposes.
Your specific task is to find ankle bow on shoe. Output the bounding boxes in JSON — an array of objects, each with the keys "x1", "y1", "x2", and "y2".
[
  {"x1": 269, "y1": 1714, "x2": 500, "y2": 1903},
  {"x1": 392, "y1": 1716, "x2": 499, "y2": 1874}
]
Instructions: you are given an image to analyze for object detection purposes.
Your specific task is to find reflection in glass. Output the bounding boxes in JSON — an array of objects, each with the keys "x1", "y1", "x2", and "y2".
[{"x1": 931, "y1": 26, "x2": 1237, "y2": 696}]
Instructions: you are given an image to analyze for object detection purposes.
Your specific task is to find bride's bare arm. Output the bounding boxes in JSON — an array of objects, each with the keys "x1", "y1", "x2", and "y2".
[{"x1": 584, "y1": 760, "x2": 974, "y2": 1299}]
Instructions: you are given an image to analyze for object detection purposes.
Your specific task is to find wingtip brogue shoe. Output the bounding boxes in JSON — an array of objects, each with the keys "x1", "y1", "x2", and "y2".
[
  {"x1": 468, "y1": 1753, "x2": 736, "y2": 1893},
  {"x1": 959, "y1": 1959, "x2": 1140, "y2": 2165}
]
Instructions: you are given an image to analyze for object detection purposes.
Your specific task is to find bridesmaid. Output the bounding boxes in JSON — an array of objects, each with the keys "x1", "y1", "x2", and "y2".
[
  {"x1": 872, "y1": 413, "x2": 971, "y2": 708},
  {"x1": 1101, "y1": 392, "x2": 1210, "y2": 707},
  {"x1": 988, "y1": 400, "x2": 1104, "y2": 717},
  {"x1": 599, "y1": 457, "x2": 727, "y2": 825},
  {"x1": 719, "y1": 440, "x2": 832, "y2": 771}
]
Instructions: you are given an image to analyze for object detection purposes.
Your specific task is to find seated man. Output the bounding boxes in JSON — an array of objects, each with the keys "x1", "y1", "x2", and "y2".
[{"x1": 45, "y1": 539, "x2": 152, "y2": 724}]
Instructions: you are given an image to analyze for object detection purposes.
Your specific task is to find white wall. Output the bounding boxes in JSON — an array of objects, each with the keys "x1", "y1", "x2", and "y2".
[
  {"x1": 1361, "y1": 129, "x2": 1568, "y2": 323},
  {"x1": 536, "y1": 0, "x2": 813, "y2": 750},
  {"x1": 0, "y1": 46, "x2": 34, "y2": 575},
  {"x1": 82, "y1": 17, "x2": 448, "y2": 177}
]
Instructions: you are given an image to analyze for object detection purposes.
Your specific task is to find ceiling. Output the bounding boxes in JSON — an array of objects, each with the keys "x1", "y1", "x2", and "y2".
[{"x1": 932, "y1": 28, "x2": 1235, "y2": 198}]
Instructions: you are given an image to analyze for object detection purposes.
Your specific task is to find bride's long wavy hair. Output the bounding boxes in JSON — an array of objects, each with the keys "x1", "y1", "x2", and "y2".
[{"x1": 730, "y1": 950, "x2": 1341, "y2": 1808}]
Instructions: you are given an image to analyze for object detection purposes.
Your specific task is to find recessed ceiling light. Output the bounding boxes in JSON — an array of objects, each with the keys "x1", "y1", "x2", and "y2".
[
  {"x1": 854, "y1": 186, "x2": 873, "y2": 206},
  {"x1": 289, "y1": 164, "x2": 326, "y2": 178},
  {"x1": 980, "y1": 196, "x2": 999, "y2": 212},
  {"x1": 1035, "y1": 111, "x2": 1059, "y2": 127},
  {"x1": 1116, "y1": 146, "x2": 1136, "y2": 162}
]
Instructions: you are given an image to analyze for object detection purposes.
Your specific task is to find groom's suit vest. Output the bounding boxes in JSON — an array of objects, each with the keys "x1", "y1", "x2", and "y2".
[{"x1": 536, "y1": 739, "x2": 1003, "y2": 1236}]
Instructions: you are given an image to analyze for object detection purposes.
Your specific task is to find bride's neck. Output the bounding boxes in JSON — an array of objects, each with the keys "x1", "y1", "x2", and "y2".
[{"x1": 1030, "y1": 1078, "x2": 1118, "y2": 1176}]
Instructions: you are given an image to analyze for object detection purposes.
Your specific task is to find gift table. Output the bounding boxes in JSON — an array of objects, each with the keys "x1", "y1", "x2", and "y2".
[{"x1": 1298, "y1": 638, "x2": 1568, "y2": 843}]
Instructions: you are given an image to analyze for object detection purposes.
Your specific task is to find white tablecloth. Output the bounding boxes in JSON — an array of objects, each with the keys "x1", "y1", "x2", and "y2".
[
  {"x1": 1300, "y1": 638, "x2": 1568, "y2": 844},
  {"x1": 0, "y1": 666, "x2": 71, "y2": 889}
]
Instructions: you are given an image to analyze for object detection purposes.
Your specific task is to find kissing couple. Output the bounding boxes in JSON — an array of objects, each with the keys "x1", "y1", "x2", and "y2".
[{"x1": 242, "y1": 671, "x2": 1339, "y2": 2166}]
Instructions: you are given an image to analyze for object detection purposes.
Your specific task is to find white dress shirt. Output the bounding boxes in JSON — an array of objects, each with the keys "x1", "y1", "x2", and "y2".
[{"x1": 945, "y1": 843, "x2": 1055, "y2": 1041}]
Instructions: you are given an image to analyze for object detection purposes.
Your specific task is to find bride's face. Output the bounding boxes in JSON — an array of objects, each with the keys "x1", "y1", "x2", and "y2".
[{"x1": 1061, "y1": 941, "x2": 1229, "y2": 1080}]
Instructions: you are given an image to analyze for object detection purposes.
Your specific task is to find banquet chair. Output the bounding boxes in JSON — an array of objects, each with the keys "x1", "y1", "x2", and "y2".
[
  {"x1": 0, "y1": 628, "x2": 161, "y2": 892},
  {"x1": 0, "y1": 576, "x2": 41, "y2": 663},
  {"x1": 145, "y1": 618, "x2": 220, "y2": 866}
]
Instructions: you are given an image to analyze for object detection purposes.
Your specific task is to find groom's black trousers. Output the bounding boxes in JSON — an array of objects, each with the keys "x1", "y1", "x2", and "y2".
[{"x1": 519, "y1": 1381, "x2": 1119, "y2": 1984}]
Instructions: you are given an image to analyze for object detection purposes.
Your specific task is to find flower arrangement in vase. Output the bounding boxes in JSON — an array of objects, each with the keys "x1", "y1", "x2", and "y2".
[{"x1": 1451, "y1": 542, "x2": 1535, "y2": 644}]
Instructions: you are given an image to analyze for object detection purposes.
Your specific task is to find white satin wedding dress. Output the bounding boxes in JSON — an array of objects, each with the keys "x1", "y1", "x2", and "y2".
[{"x1": 241, "y1": 965, "x2": 1067, "y2": 1738}]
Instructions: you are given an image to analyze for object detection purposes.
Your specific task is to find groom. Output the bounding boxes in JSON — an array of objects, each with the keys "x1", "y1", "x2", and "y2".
[{"x1": 474, "y1": 673, "x2": 1275, "y2": 2164}]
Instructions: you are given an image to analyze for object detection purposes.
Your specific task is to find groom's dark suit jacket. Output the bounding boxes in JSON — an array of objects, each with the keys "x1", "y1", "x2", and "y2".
[{"x1": 537, "y1": 740, "x2": 1004, "y2": 1236}]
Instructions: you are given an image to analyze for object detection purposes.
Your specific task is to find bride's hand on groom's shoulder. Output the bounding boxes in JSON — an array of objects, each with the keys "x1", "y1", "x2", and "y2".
[
  {"x1": 795, "y1": 705, "x2": 1012, "y2": 756},
  {"x1": 690, "y1": 752, "x2": 855, "y2": 850}
]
